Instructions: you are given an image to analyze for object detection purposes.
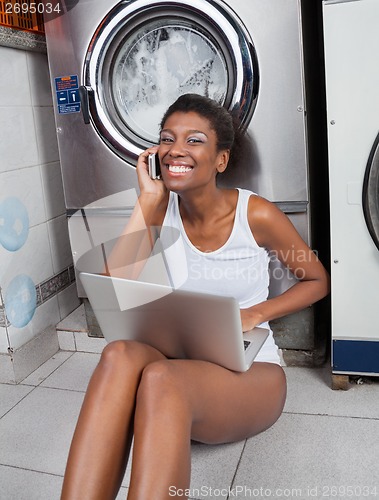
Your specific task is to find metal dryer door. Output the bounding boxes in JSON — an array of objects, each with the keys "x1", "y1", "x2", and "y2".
[
  {"x1": 363, "y1": 132, "x2": 379, "y2": 251},
  {"x1": 80, "y1": 0, "x2": 258, "y2": 164}
]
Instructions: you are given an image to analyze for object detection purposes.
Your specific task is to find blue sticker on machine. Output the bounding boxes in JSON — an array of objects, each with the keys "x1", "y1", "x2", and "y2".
[{"x1": 55, "y1": 75, "x2": 81, "y2": 114}]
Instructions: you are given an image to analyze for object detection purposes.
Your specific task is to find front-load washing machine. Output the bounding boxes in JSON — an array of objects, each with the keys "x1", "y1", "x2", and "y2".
[
  {"x1": 44, "y1": 0, "x2": 321, "y2": 356},
  {"x1": 323, "y1": 0, "x2": 379, "y2": 377}
]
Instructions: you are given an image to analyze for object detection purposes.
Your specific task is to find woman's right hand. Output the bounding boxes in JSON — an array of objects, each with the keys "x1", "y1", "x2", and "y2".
[{"x1": 136, "y1": 147, "x2": 167, "y2": 200}]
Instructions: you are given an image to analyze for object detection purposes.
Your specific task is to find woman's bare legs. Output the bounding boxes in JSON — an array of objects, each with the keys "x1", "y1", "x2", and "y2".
[
  {"x1": 61, "y1": 340, "x2": 166, "y2": 500},
  {"x1": 61, "y1": 340, "x2": 286, "y2": 500},
  {"x1": 127, "y1": 359, "x2": 286, "y2": 499}
]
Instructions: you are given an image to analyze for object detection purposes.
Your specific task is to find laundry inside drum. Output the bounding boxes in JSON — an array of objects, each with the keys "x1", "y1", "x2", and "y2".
[{"x1": 111, "y1": 20, "x2": 228, "y2": 143}]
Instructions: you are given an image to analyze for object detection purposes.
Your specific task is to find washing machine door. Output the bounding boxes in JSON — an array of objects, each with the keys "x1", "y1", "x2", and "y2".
[
  {"x1": 80, "y1": 0, "x2": 258, "y2": 164},
  {"x1": 363, "y1": 133, "x2": 379, "y2": 251}
]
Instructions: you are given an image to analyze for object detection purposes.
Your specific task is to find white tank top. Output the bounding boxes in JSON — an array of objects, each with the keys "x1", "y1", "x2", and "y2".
[{"x1": 160, "y1": 188, "x2": 281, "y2": 365}]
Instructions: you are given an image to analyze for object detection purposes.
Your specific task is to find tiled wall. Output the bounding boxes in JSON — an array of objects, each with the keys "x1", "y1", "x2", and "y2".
[{"x1": 0, "y1": 45, "x2": 80, "y2": 376}]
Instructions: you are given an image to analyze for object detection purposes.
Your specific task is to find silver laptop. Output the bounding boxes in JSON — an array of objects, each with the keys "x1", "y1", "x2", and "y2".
[{"x1": 79, "y1": 272, "x2": 269, "y2": 372}]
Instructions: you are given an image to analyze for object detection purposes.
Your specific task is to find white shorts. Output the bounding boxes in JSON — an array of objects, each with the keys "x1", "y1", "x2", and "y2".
[{"x1": 253, "y1": 328, "x2": 282, "y2": 366}]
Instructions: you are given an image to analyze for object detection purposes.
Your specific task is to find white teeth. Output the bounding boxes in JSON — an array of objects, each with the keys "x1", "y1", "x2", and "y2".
[{"x1": 168, "y1": 165, "x2": 192, "y2": 173}]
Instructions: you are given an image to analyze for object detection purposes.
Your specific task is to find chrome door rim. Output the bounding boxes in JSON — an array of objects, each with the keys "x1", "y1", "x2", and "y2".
[
  {"x1": 363, "y1": 132, "x2": 379, "y2": 251},
  {"x1": 83, "y1": 0, "x2": 258, "y2": 164}
]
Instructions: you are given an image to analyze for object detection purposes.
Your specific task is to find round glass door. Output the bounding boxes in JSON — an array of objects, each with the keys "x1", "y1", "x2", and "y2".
[
  {"x1": 111, "y1": 21, "x2": 228, "y2": 143},
  {"x1": 363, "y1": 133, "x2": 379, "y2": 251},
  {"x1": 83, "y1": 0, "x2": 258, "y2": 164}
]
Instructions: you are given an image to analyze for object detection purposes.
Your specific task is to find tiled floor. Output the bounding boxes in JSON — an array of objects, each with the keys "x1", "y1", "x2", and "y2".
[{"x1": 1, "y1": 310, "x2": 379, "y2": 499}]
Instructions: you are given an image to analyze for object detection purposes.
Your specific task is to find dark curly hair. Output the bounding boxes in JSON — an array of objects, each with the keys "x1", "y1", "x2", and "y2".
[{"x1": 159, "y1": 93, "x2": 235, "y2": 152}]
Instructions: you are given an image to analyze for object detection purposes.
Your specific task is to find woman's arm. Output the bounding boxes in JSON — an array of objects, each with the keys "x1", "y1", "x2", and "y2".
[
  {"x1": 241, "y1": 196, "x2": 330, "y2": 331},
  {"x1": 105, "y1": 147, "x2": 168, "y2": 279}
]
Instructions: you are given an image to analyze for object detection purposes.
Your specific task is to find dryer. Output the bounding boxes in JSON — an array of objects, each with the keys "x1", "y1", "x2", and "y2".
[
  {"x1": 44, "y1": 0, "x2": 317, "y2": 355},
  {"x1": 323, "y1": 0, "x2": 379, "y2": 377}
]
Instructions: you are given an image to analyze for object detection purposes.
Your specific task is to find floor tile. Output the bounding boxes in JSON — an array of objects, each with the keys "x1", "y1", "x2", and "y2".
[
  {"x1": 74, "y1": 331, "x2": 106, "y2": 353},
  {"x1": 40, "y1": 351, "x2": 100, "y2": 392},
  {"x1": 121, "y1": 455, "x2": 132, "y2": 488},
  {"x1": 21, "y1": 351, "x2": 73, "y2": 386},
  {"x1": 0, "y1": 352, "x2": 15, "y2": 384},
  {"x1": 232, "y1": 412, "x2": 379, "y2": 498},
  {"x1": 0, "y1": 464, "x2": 63, "y2": 500},
  {"x1": 57, "y1": 330, "x2": 76, "y2": 351},
  {"x1": 189, "y1": 440, "x2": 246, "y2": 499},
  {"x1": 0, "y1": 463, "x2": 129, "y2": 500},
  {"x1": 1, "y1": 353, "x2": 378, "y2": 500},
  {"x1": 284, "y1": 366, "x2": 379, "y2": 419},
  {"x1": 116, "y1": 486, "x2": 129, "y2": 499},
  {"x1": 0, "y1": 387, "x2": 84, "y2": 476},
  {"x1": 56, "y1": 304, "x2": 87, "y2": 332},
  {"x1": 0, "y1": 383, "x2": 34, "y2": 418}
]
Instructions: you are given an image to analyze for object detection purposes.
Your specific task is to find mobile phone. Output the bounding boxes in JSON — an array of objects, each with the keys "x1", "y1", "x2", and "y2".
[{"x1": 148, "y1": 153, "x2": 161, "y2": 179}]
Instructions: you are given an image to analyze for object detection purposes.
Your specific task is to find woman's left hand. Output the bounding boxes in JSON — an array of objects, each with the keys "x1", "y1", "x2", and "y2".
[
  {"x1": 136, "y1": 146, "x2": 167, "y2": 199},
  {"x1": 240, "y1": 307, "x2": 264, "y2": 332}
]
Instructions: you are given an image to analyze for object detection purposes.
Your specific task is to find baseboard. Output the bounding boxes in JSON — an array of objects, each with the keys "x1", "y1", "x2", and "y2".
[{"x1": 0, "y1": 326, "x2": 59, "y2": 384}]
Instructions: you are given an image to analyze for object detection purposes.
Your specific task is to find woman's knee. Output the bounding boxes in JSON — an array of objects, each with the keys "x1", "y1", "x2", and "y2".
[
  {"x1": 101, "y1": 340, "x2": 133, "y2": 364},
  {"x1": 137, "y1": 361, "x2": 188, "y2": 408},
  {"x1": 99, "y1": 340, "x2": 152, "y2": 372},
  {"x1": 140, "y1": 360, "x2": 179, "y2": 391}
]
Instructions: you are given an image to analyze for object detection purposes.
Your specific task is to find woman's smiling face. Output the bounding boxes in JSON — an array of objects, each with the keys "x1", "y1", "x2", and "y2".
[{"x1": 158, "y1": 111, "x2": 229, "y2": 193}]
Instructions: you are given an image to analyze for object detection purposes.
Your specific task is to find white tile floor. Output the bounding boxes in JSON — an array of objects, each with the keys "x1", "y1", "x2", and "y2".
[{"x1": 1, "y1": 309, "x2": 379, "y2": 499}]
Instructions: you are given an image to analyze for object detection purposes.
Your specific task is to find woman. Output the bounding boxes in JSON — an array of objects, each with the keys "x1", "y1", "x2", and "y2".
[{"x1": 61, "y1": 94, "x2": 329, "y2": 499}]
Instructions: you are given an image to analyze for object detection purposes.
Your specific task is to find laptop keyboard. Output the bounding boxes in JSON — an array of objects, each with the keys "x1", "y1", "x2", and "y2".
[{"x1": 243, "y1": 340, "x2": 251, "y2": 351}]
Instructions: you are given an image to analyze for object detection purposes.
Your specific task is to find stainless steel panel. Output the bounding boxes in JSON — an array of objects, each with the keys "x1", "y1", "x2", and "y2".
[
  {"x1": 45, "y1": 0, "x2": 309, "y2": 209},
  {"x1": 219, "y1": 0, "x2": 308, "y2": 202},
  {"x1": 44, "y1": 0, "x2": 137, "y2": 209}
]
